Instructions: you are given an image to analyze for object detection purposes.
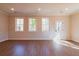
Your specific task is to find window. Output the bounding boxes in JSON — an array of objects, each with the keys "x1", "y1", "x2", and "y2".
[
  {"x1": 29, "y1": 18, "x2": 36, "y2": 32},
  {"x1": 15, "y1": 17, "x2": 24, "y2": 31},
  {"x1": 55, "y1": 21, "x2": 63, "y2": 40},
  {"x1": 56, "y1": 21, "x2": 63, "y2": 32},
  {"x1": 42, "y1": 17, "x2": 49, "y2": 32}
]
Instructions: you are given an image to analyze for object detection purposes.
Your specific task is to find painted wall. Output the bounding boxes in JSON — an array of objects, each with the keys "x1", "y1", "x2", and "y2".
[
  {"x1": 70, "y1": 13, "x2": 79, "y2": 43},
  {"x1": 0, "y1": 11, "x2": 8, "y2": 42},
  {"x1": 8, "y1": 15, "x2": 70, "y2": 40}
]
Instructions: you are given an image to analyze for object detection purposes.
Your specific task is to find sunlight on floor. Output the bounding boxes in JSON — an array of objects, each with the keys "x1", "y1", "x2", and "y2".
[{"x1": 53, "y1": 33, "x2": 79, "y2": 50}]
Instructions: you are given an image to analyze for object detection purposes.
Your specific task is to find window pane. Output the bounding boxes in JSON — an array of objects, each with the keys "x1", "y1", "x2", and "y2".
[
  {"x1": 56, "y1": 21, "x2": 63, "y2": 32},
  {"x1": 42, "y1": 17, "x2": 49, "y2": 31},
  {"x1": 15, "y1": 18, "x2": 24, "y2": 31},
  {"x1": 29, "y1": 18, "x2": 36, "y2": 31}
]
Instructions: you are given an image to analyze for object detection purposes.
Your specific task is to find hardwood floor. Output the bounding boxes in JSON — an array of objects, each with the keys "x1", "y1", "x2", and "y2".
[
  {"x1": 0, "y1": 40, "x2": 79, "y2": 56},
  {"x1": 67, "y1": 40, "x2": 79, "y2": 46}
]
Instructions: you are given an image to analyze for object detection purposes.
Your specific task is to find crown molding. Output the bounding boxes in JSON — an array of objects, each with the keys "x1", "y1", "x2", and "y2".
[{"x1": 0, "y1": 10, "x2": 9, "y2": 16}]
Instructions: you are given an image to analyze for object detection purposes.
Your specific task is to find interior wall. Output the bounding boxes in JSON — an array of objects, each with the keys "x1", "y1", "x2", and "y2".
[
  {"x1": 8, "y1": 15, "x2": 70, "y2": 40},
  {"x1": 70, "y1": 13, "x2": 79, "y2": 42},
  {"x1": 0, "y1": 11, "x2": 8, "y2": 42}
]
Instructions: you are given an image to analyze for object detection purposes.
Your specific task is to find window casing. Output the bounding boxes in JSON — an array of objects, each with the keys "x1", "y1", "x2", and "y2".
[
  {"x1": 29, "y1": 18, "x2": 36, "y2": 32},
  {"x1": 15, "y1": 18, "x2": 24, "y2": 32},
  {"x1": 42, "y1": 17, "x2": 49, "y2": 32}
]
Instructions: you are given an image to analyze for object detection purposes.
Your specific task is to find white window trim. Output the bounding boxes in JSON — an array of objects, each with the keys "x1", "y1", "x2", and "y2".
[
  {"x1": 29, "y1": 17, "x2": 36, "y2": 32},
  {"x1": 15, "y1": 17, "x2": 24, "y2": 32},
  {"x1": 42, "y1": 17, "x2": 49, "y2": 32}
]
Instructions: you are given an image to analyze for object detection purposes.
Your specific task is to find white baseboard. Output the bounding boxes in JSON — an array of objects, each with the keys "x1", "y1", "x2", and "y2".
[
  {"x1": 0, "y1": 38, "x2": 8, "y2": 42},
  {"x1": 0, "y1": 34, "x2": 8, "y2": 42},
  {"x1": 8, "y1": 38, "x2": 52, "y2": 40}
]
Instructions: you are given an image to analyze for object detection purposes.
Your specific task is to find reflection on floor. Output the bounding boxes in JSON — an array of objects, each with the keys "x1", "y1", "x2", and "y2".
[
  {"x1": 0, "y1": 40, "x2": 79, "y2": 56},
  {"x1": 67, "y1": 40, "x2": 79, "y2": 46},
  {"x1": 53, "y1": 39, "x2": 79, "y2": 49}
]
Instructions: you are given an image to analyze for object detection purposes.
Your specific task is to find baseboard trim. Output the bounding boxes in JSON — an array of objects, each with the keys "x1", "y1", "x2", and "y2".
[
  {"x1": 8, "y1": 38, "x2": 52, "y2": 40},
  {"x1": 0, "y1": 39, "x2": 8, "y2": 42}
]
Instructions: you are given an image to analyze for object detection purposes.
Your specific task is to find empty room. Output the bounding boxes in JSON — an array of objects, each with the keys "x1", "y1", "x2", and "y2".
[{"x1": 0, "y1": 3, "x2": 79, "y2": 56}]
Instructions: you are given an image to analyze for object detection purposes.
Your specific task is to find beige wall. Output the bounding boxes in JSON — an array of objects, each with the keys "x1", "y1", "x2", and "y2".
[
  {"x1": 0, "y1": 11, "x2": 8, "y2": 42},
  {"x1": 0, "y1": 10, "x2": 78, "y2": 41},
  {"x1": 70, "y1": 13, "x2": 79, "y2": 42},
  {"x1": 8, "y1": 15, "x2": 70, "y2": 40},
  {"x1": 0, "y1": 9, "x2": 78, "y2": 41}
]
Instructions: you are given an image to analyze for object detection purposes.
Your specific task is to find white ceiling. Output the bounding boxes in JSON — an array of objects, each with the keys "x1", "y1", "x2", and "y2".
[{"x1": 0, "y1": 3, "x2": 79, "y2": 16}]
